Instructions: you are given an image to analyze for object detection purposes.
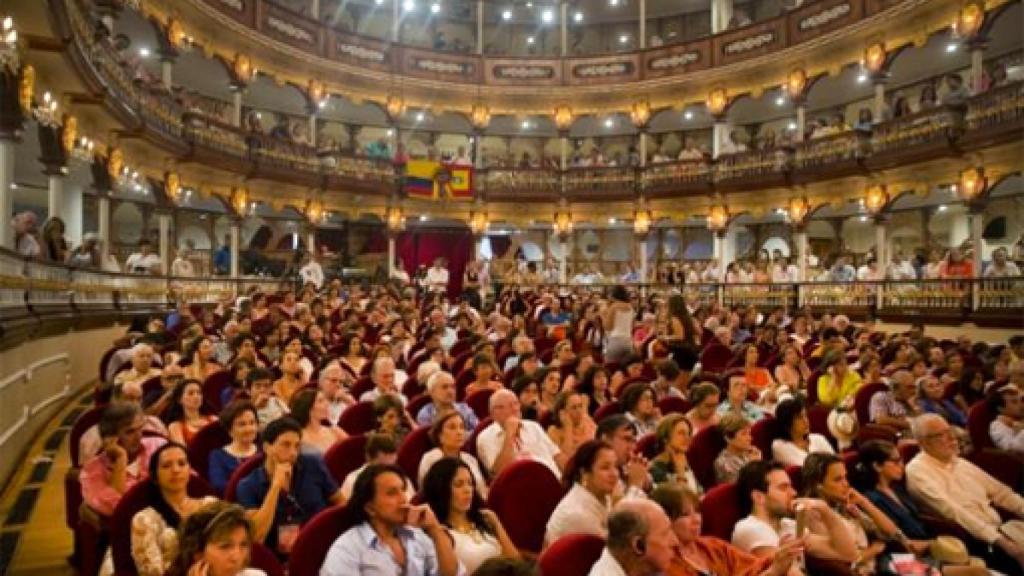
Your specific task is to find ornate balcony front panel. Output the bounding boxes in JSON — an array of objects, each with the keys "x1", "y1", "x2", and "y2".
[
  {"x1": 643, "y1": 161, "x2": 712, "y2": 198},
  {"x1": 867, "y1": 105, "x2": 964, "y2": 170},
  {"x1": 962, "y1": 81, "x2": 1024, "y2": 149},
  {"x1": 565, "y1": 167, "x2": 637, "y2": 201},
  {"x1": 478, "y1": 168, "x2": 561, "y2": 202},
  {"x1": 713, "y1": 149, "x2": 790, "y2": 191},
  {"x1": 791, "y1": 131, "x2": 868, "y2": 182}
]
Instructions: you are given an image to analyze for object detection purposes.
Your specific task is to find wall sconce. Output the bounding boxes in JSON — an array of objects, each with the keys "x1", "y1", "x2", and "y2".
[
  {"x1": 230, "y1": 186, "x2": 249, "y2": 216},
  {"x1": 386, "y1": 205, "x2": 406, "y2": 233},
  {"x1": 706, "y1": 88, "x2": 728, "y2": 117},
  {"x1": 61, "y1": 114, "x2": 78, "y2": 155},
  {"x1": 305, "y1": 198, "x2": 325, "y2": 223},
  {"x1": 470, "y1": 104, "x2": 491, "y2": 131},
  {"x1": 17, "y1": 63, "x2": 33, "y2": 114},
  {"x1": 630, "y1": 100, "x2": 651, "y2": 128},
  {"x1": 164, "y1": 171, "x2": 182, "y2": 204},
  {"x1": 786, "y1": 69, "x2": 807, "y2": 101},
  {"x1": 167, "y1": 19, "x2": 187, "y2": 50},
  {"x1": 307, "y1": 79, "x2": 326, "y2": 107},
  {"x1": 231, "y1": 53, "x2": 256, "y2": 85},
  {"x1": 864, "y1": 185, "x2": 888, "y2": 214},
  {"x1": 786, "y1": 196, "x2": 810, "y2": 224},
  {"x1": 385, "y1": 94, "x2": 406, "y2": 121},
  {"x1": 633, "y1": 208, "x2": 652, "y2": 237},
  {"x1": 957, "y1": 167, "x2": 987, "y2": 202},
  {"x1": 707, "y1": 204, "x2": 729, "y2": 232},
  {"x1": 469, "y1": 210, "x2": 489, "y2": 235},
  {"x1": 1, "y1": 16, "x2": 20, "y2": 72},
  {"x1": 553, "y1": 105, "x2": 573, "y2": 132},
  {"x1": 553, "y1": 209, "x2": 574, "y2": 240},
  {"x1": 106, "y1": 147, "x2": 124, "y2": 182},
  {"x1": 864, "y1": 43, "x2": 886, "y2": 74},
  {"x1": 953, "y1": 2, "x2": 984, "y2": 39}
]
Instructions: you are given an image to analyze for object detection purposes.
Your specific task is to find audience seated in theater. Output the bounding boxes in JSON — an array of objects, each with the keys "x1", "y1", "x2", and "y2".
[
  {"x1": 477, "y1": 389, "x2": 567, "y2": 479},
  {"x1": 868, "y1": 370, "x2": 921, "y2": 432},
  {"x1": 422, "y1": 457, "x2": 518, "y2": 573},
  {"x1": 714, "y1": 414, "x2": 762, "y2": 485},
  {"x1": 547, "y1": 390, "x2": 597, "y2": 453},
  {"x1": 142, "y1": 360, "x2": 183, "y2": 413},
  {"x1": 166, "y1": 500, "x2": 266, "y2": 576},
  {"x1": 288, "y1": 388, "x2": 348, "y2": 455},
  {"x1": 545, "y1": 440, "x2": 618, "y2": 546},
  {"x1": 596, "y1": 415, "x2": 651, "y2": 499},
  {"x1": 164, "y1": 379, "x2": 217, "y2": 446},
  {"x1": 465, "y1": 354, "x2": 504, "y2": 398},
  {"x1": 114, "y1": 343, "x2": 163, "y2": 389},
  {"x1": 317, "y1": 362, "x2": 355, "y2": 424},
  {"x1": 272, "y1": 350, "x2": 305, "y2": 406},
  {"x1": 917, "y1": 375, "x2": 967, "y2": 428},
  {"x1": 577, "y1": 365, "x2": 613, "y2": 416},
  {"x1": 649, "y1": 414, "x2": 702, "y2": 495},
  {"x1": 361, "y1": 357, "x2": 409, "y2": 405},
  {"x1": 588, "y1": 498, "x2": 679, "y2": 576},
  {"x1": 182, "y1": 337, "x2": 223, "y2": 383},
  {"x1": 773, "y1": 344, "x2": 810, "y2": 395},
  {"x1": 511, "y1": 374, "x2": 542, "y2": 421},
  {"x1": 649, "y1": 483, "x2": 801, "y2": 576},
  {"x1": 621, "y1": 382, "x2": 660, "y2": 437},
  {"x1": 536, "y1": 368, "x2": 564, "y2": 416},
  {"x1": 650, "y1": 360, "x2": 686, "y2": 401},
  {"x1": 374, "y1": 393, "x2": 414, "y2": 446},
  {"x1": 209, "y1": 401, "x2": 260, "y2": 495},
  {"x1": 816, "y1": 352, "x2": 862, "y2": 408},
  {"x1": 685, "y1": 383, "x2": 721, "y2": 433},
  {"x1": 418, "y1": 411, "x2": 489, "y2": 498},
  {"x1": 418, "y1": 371, "x2": 480, "y2": 430},
  {"x1": 988, "y1": 385, "x2": 1024, "y2": 454},
  {"x1": 235, "y1": 417, "x2": 343, "y2": 559},
  {"x1": 81, "y1": 402, "x2": 168, "y2": 517},
  {"x1": 717, "y1": 377, "x2": 766, "y2": 423},
  {"x1": 320, "y1": 464, "x2": 462, "y2": 576},
  {"x1": 245, "y1": 368, "x2": 288, "y2": 431},
  {"x1": 341, "y1": 433, "x2": 414, "y2": 502},
  {"x1": 79, "y1": 382, "x2": 168, "y2": 466},
  {"x1": 770, "y1": 395, "x2": 835, "y2": 467},
  {"x1": 907, "y1": 413, "x2": 1024, "y2": 572},
  {"x1": 732, "y1": 460, "x2": 857, "y2": 569}
]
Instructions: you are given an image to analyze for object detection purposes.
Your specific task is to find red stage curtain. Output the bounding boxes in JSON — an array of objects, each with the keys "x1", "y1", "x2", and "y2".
[{"x1": 397, "y1": 229, "x2": 472, "y2": 298}]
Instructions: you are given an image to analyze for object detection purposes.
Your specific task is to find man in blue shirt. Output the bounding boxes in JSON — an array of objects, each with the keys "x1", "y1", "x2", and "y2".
[
  {"x1": 416, "y1": 371, "x2": 478, "y2": 431},
  {"x1": 540, "y1": 298, "x2": 571, "y2": 337},
  {"x1": 320, "y1": 464, "x2": 463, "y2": 576},
  {"x1": 213, "y1": 234, "x2": 231, "y2": 275},
  {"x1": 236, "y1": 417, "x2": 344, "y2": 558}
]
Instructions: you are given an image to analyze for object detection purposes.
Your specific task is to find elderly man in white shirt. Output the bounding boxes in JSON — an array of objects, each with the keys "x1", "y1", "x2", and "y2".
[
  {"x1": 907, "y1": 413, "x2": 1024, "y2": 571},
  {"x1": 476, "y1": 389, "x2": 569, "y2": 480},
  {"x1": 299, "y1": 252, "x2": 325, "y2": 289},
  {"x1": 125, "y1": 239, "x2": 162, "y2": 274},
  {"x1": 989, "y1": 386, "x2": 1024, "y2": 454},
  {"x1": 425, "y1": 257, "x2": 450, "y2": 294},
  {"x1": 587, "y1": 499, "x2": 678, "y2": 576},
  {"x1": 886, "y1": 252, "x2": 917, "y2": 280}
]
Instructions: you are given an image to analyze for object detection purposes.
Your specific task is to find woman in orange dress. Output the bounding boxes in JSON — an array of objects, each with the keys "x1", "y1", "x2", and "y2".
[{"x1": 737, "y1": 344, "x2": 778, "y2": 402}]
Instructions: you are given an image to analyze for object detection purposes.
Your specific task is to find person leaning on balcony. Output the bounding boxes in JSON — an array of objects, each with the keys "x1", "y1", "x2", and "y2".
[
  {"x1": 939, "y1": 247, "x2": 973, "y2": 279},
  {"x1": 942, "y1": 73, "x2": 971, "y2": 106},
  {"x1": 984, "y1": 247, "x2": 1021, "y2": 277}
]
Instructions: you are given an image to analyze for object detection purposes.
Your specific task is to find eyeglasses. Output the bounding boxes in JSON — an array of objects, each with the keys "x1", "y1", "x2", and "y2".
[{"x1": 923, "y1": 429, "x2": 955, "y2": 441}]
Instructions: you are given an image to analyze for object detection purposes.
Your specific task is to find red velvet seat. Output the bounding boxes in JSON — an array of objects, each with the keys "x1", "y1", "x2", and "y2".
[
  {"x1": 657, "y1": 396, "x2": 691, "y2": 416},
  {"x1": 853, "y1": 382, "x2": 889, "y2": 426},
  {"x1": 406, "y1": 394, "x2": 432, "y2": 422},
  {"x1": 487, "y1": 459, "x2": 563, "y2": 554},
  {"x1": 286, "y1": 505, "x2": 355, "y2": 576},
  {"x1": 110, "y1": 475, "x2": 214, "y2": 575},
  {"x1": 593, "y1": 400, "x2": 623, "y2": 423},
  {"x1": 70, "y1": 405, "x2": 107, "y2": 470},
  {"x1": 224, "y1": 453, "x2": 264, "y2": 503},
  {"x1": 351, "y1": 376, "x2": 375, "y2": 400},
  {"x1": 465, "y1": 389, "x2": 496, "y2": 421},
  {"x1": 401, "y1": 378, "x2": 425, "y2": 400},
  {"x1": 700, "y1": 344, "x2": 733, "y2": 374},
  {"x1": 187, "y1": 420, "x2": 231, "y2": 488},
  {"x1": 635, "y1": 433, "x2": 659, "y2": 460},
  {"x1": 323, "y1": 434, "x2": 369, "y2": 485},
  {"x1": 249, "y1": 542, "x2": 286, "y2": 576},
  {"x1": 140, "y1": 375, "x2": 163, "y2": 401},
  {"x1": 464, "y1": 417, "x2": 492, "y2": 460},
  {"x1": 338, "y1": 401, "x2": 377, "y2": 435},
  {"x1": 538, "y1": 533, "x2": 605, "y2": 576},
  {"x1": 750, "y1": 416, "x2": 776, "y2": 459},
  {"x1": 699, "y1": 482, "x2": 741, "y2": 541},
  {"x1": 688, "y1": 425, "x2": 727, "y2": 490},
  {"x1": 806, "y1": 404, "x2": 836, "y2": 447},
  {"x1": 397, "y1": 426, "x2": 434, "y2": 488},
  {"x1": 201, "y1": 370, "x2": 233, "y2": 413},
  {"x1": 967, "y1": 400, "x2": 995, "y2": 451}
]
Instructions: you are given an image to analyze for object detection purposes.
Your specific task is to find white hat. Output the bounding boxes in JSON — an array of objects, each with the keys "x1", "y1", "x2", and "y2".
[{"x1": 827, "y1": 408, "x2": 859, "y2": 449}]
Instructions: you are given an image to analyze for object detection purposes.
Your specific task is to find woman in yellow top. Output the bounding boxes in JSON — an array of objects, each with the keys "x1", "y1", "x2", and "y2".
[{"x1": 817, "y1": 352, "x2": 862, "y2": 408}]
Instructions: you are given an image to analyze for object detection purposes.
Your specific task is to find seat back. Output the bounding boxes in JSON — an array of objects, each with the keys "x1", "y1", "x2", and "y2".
[
  {"x1": 750, "y1": 416, "x2": 776, "y2": 459},
  {"x1": 224, "y1": 453, "x2": 265, "y2": 502},
  {"x1": 806, "y1": 404, "x2": 836, "y2": 447},
  {"x1": 406, "y1": 394, "x2": 432, "y2": 422},
  {"x1": 487, "y1": 459, "x2": 563, "y2": 554},
  {"x1": 70, "y1": 405, "x2": 107, "y2": 468},
  {"x1": 286, "y1": 505, "x2": 355, "y2": 576},
  {"x1": 699, "y1": 482, "x2": 741, "y2": 541},
  {"x1": 464, "y1": 417, "x2": 492, "y2": 460},
  {"x1": 967, "y1": 400, "x2": 995, "y2": 451},
  {"x1": 854, "y1": 383, "x2": 889, "y2": 425},
  {"x1": 110, "y1": 475, "x2": 214, "y2": 575},
  {"x1": 635, "y1": 433, "x2": 659, "y2": 460},
  {"x1": 338, "y1": 401, "x2": 377, "y2": 435},
  {"x1": 397, "y1": 426, "x2": 434, "y2": 488},
  {"x1": 700, "y1": 344, "x2": 733, "y2": 374},
  {"x1": 657, "y1": 396, "x2": 691, "y2": 416},
  {"x1": 323, "y1": 434, "x2": 369, "y2": 485},
  {"x1": 186, "y1": 421, "x2": 232, "y2": 487},
  {"x1": 465, "y1": 389, "x2": 495, "y2": 421},
  {"x1": 538, "y1": 533, "x2": 606, "y2": 576},
  {"x1": 351, "y1": 377, "x2": 375, "y2": 400},
  {"x1": 249, "y1": 542, "x2": 286, "y2": 576},
  {"x1": 688, "y1": 425, "x2": 727, "y2": 490},
  {"x1": 201, "y1": 370, "x2": 233, "y2": 413},
  {"x1": 593, "y1": 401, "x2": 623, "y2": 424}
]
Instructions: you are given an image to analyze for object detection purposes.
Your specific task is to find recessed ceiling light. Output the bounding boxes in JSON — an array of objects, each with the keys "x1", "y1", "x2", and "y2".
[
  {"x1": 609, "y1": 0, "x2": 620, "y2": 6},
  {"x1": 138, "y1": 47, "x2": 150, "y2": 58},
  {"x1": 403, "y1": 0, "x2": 415, "y2": 12},
  {"x1": 415, "y1": 111, "x2": 425, "y2": 122},
  {"x1": 608, "y1": 217, "x2": 617, "y2": 224},
  {"x1": 525, "y1": 1, "x2": 533, "y2": 7},
  {"x1": 420, "y1": 214, "x2": 429, "y2": 221},
  {"x1": 375, "y1": 0, "x2": 384, "y2": 5},
  {"x1": 683, "y1": 110, "x2": 693, "y2": 120},
  {"x1": 386, "y1": 128, "x2": 394, "y2": 136},
  {"x1": 937, "y1": 205, "x2": 948, "y2": 212},
  {"x1": 574, "y1": 11, "x2": 583, "y2": 22},
  {"x1": 430, "y1": 3, "x2": 441, "y2": 14},
  {"x1": 775, "y1": 96, "x2": 785, "y2": 106},
  {"x1": 521, "y1": 120, "x2": 531, "y2": 129},
  {"x1": 856, "y1": 73, "x2": 868, "y2": 84},
  {"x1": 501, "y1": 9, "x2": 512, "y2": 20},
  {"x1": 541, "y1": 8, "x2": 553, "y2": 23},
  {"x1": 787, "y1": 121, "x2": 797, "y2": 131},
  {"x1": 604, "y1": 118, "x2": 614, "y2": 128},
  {"x1": 945, "y1": 43, "x2": 958, "y2": 53},
  {"x1": 619, "y1": 34, "x2": 629, "y2": 44},
  {"x1": 526, "y1": 36, "x2": 535, "y2": 44}
]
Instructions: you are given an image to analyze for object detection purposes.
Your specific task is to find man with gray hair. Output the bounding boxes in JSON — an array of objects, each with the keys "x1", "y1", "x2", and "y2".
[
  {"x1": 78, "y1": 381, "x2": 168, "y2": 466},
  {"x1": 359, "y1": 356, "x2": 407, "y2": 405},
  {"x1": 907, "y1": 413, "x2": 1024, "y2": 572},
  {"x1": 588, "y1": 498, "x2": 679, "y2": 576},
  {"x1": 13, "y1": 211, "x2": 41, "y2": 258},
  {"x1": 318, "y1": 362, "x2": 355, "y2": 424},
  {"x1": 211, "y1": 320, "x2": 240, "y2": 365},
  {"x1": 415, "y1": 370, "x2": 478, "y2": 430},
  {"x1": 112, "y1": 343, "x2": 162, "y2": 389},
  {"x1": 503, "y1": 335, "x2": 537, "y2": 372},
  {"x1": 867, "y1": 369, "x2": 919, "y2": 432}
]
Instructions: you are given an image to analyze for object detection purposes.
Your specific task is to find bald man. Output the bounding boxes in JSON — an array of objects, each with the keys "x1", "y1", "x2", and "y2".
[
  {"x1": 588, "y1": 498, "x2": 679, "y2": 576},
  {"x1": 476, "y1": 389, "x2": 568, "y2": 479}
]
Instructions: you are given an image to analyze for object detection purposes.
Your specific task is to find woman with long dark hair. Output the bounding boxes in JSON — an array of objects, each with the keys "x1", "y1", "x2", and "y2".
[
  {"x1": 576, "y1": 365, "x2": 611, "y2": 415},
  {"x1": 544, "y1": 439, "x2": 618, "y2": 547},
  {"x1": 662, "y1": 294, "x2": 699, "y2": 387},
  {"x1": 422, "y1": 457, "x2": 518, "y2": 573},
  {"x1": 164, "y1": 379, "x2": 216, "y2": 445},
  {"x1": 601, "y1": 285, "x2": 635, "y2": 365}
]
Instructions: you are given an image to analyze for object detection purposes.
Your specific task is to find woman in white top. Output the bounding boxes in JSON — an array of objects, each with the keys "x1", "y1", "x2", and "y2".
[
  {"x1": 771, "y1": 395, "x2": 835, "y2": 467},
  {"x1": 544, "y1": 439, "x2": 617, "y2": 547},
  {"x1": 422, "y1": 456, "x2": 519, "y2": 574},
  {"x1": 601, "y1": 285, "x2": 635, "y2": 365},
  {"x1": 418, "y1": 411, "x2": 489, "y2": 498}
]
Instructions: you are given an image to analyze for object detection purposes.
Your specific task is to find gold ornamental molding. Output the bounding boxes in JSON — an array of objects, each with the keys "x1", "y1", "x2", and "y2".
[{"x1": 135, "y1": 0, "x2": 1004, "y2": 119}]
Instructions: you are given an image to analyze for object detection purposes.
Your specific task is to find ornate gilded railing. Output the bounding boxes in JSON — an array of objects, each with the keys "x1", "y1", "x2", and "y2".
[
  {"x1": 644, "y1": 160, "x2": 711, "y2": 189},
  {"x1": 477, "y1": 168, "x2": 561, "y2": 197},
  {"x1": 965, "y1": 80, "x2": 1024, "y2": 131},
  {"x1": 870, "y1": 105, "x2": 963, "y2": 155},
  {"x1": 713, "y1": 148, "x2": 789, "y2": 183},
  {"x1": 564, "y1": 166, "x2": 637, "y2": 197},
  {"x1": 791, "y1": 130, "x2": 869, "y2": 170}
]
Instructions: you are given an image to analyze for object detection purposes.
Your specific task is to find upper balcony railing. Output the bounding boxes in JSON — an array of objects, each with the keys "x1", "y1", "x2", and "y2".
[
  {"x1": 58, "y1": 0, "x2": 1024, "y2": 202},
  {"x1": 188, "y1": 0, "x2": 902, "y2": 87}
]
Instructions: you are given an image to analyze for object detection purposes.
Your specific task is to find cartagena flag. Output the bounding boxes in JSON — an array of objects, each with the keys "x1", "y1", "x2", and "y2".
[
  {"x1": 444, "y1": 165, "x2": 474, "y2": 200},
  {"x1": 404, "y1": 160, "x2": 439, "y2": 199}
]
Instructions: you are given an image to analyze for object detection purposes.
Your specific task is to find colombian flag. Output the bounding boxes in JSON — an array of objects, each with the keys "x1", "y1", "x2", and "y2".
[{"x1": 405, "y1": 160, "x2": 439, "y2": 199}]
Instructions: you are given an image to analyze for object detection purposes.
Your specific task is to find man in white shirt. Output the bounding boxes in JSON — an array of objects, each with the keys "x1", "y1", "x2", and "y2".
[
  {"x1": 337, "y1": 433, "x2": 413, "y2": 501},
  {"x1": 359, "y1": 357, "x2": 408, "y2": 405},
  {"x1": 856, "y1": 257, "x2": 881, "y2": 281},
  {"x1": 477, "y1": 389, "x2": 567, "y2": 479},
  {"x1": 425, "y1": 257, "x2": 449, "y2": 294},
  {"x1": 989, "y1": 386, "x2": 1024, "y2": 454},
  {"x1": 733, "y1": 460, "x2": 856, "y2": 569},
  {"x1": 588, "y1": 499, "x2": 678, "y2": 576},
  {"x1": 887, "y1": 252, "x2": 917, "y2": 280},
  {"x1": 702, "y1": 259, "x2": 722, "y2": 283},
  {"x1": 318, "y1": 362, "x2": 355, "y2": 424},
  {"x1": 299, "y1": 251, "x2": 325, "y2": 289},
  {"x1": 125, "y1": 239, "x2": 162, "y2": 274},
  {"x1": 984, "y1": 247, "x2": 1022, "y2": 278},
  {"x1": 907, "y1": 413, "x2": 1024, "y2": 571},
  {"x1": 390, "y1": 258, "x2": 411, "y2": 285},
  {"x1": 13, "y1": 212, "x2": 41, "y2": 258}
]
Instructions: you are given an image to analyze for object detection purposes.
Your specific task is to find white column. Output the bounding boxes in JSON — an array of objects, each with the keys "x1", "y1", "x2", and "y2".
[
  {"x1": 713, "y1": 231, "x2": 725, "y2": 263},
  {"x1": 64, "y1": 184, "x2": 83, "y2": 247},
  {"x1": 970, "y1": 47, "x2": 984, "y2": 94},
  {"x1": 308, "y1": 113, "x2": 318, "y2": 148},
  {"x1": 307, "y1": 228, "x2": 317, "y2": 256},
  {"x1": 873, "y1": 81, "x2": 886, "y2": 121},
  {"x1": 639, "y1": 237, "x2": 648, "y2": 285},
  {"x1": 639, "y1": 0, "x2": 646, "y2": 49},
  {"x1": 711, "y1": 0, "x2": 733, "y2": 34},
  {"x1": 949, "y1": 210, "x2": 970, "y2": 248},
  {"x1": 231, "y1": 88, "x2": 243, "y2": 127},
  {"x1": 476, "y1": 0, "x2": 484, "y2": 55},
  {"x1": 230, "y1": 220, "x2": 240, "y2": 277},
  {"x1": 969, "y1": 210, "x2": 983, "y2": 277},
  {"x1": 712, "y1": 120, "x2": 729, "y2": 159},
  {"x1": 796, "y1": 105, "x2": 806, "y2": 142},
  {"x1": 387, "y1": 234, "x2": 396, "y2": 278},
  {"x1": 160, "y1": 58, "x2": 173, "y2": 90},
  {"x1": 794, "y1": 229, "x2": 808, "y2": 281},
  {"x1": 638, "y1": 131, "x2": 647, "y2": 166},
  {"x1": 392, "y1": 0, "x2": 400, "y2": 42},
  {"x1": 48, "y1": 173, "x2": 65, "y2": 222},
  {"x1": 559, "y1": 135, "x2": 568, "y2": 169},
  {"x1": 874, "y1": 219, "x2": 887, "y2": 272},
  {"x1": 158, "y1": 212, "x2": 171, "y2": 275},
  {"x1": 722, "y1": 226, "x2": 738, "y2": 268},
  {"x1": 560, "y1": 2, "x2": 568, "y2": 56},
  {"x1": 311, "y1": 0, "x2": 320, "y2": 19},
  {"x1": 0, "y1": 140, "x2": 13, "y2": 249},
  {"x1": 98, "y1": 195, "x2": 111, "y2": 261},
  {"x1": 559, "y1": 238, "x2": 568, "y2": 284}
]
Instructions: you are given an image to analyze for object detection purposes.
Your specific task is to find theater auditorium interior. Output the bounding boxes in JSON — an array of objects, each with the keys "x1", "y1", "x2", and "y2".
[{"x1": 0, "y1": 0, "x2": 1023, "y2": 574}]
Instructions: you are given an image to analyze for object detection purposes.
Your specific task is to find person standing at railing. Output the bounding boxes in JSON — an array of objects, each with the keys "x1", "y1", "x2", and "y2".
[
  {"x1": 298, "y1": 252, "x2": 324, "y2": 290},
  {"x1": 12, "y1": 211, "x2": 41, "y2": 258},
  {"x1": 67, "y1": 232, "x2": 101, "y2": 268},
  {"x1": 938, "y1": 248, "x2": 973, "y2": 279},
  {"x1": 828, "y1": 256, "x2": 856, "y2": 282},
  {"x1": 213, "y1": 234, "x2": 230, "y2": 275},
  {"x1": 941, "y1": 74, "x2": 970, "y2": 106},
  {"x1": 886, "y1": 252, "x2": 917, "y2": 280},
  {"x1": 984, "y1": 247, "x2": 1020, "y2": 277},
  {"x1": 171, "y1": 243, "x2": 195, "y2": 278},
  {"x1": 426, "y1": 257, "x2": 450, "y2": 295},
  {"x1": 126, "y1": 238, "x2": 162, "y2": 274}
]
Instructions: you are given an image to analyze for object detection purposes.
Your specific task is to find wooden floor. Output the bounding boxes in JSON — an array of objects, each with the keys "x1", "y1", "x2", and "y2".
[{"x1": 0, "y1": 393, "x2": 84, "y2": 576}]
